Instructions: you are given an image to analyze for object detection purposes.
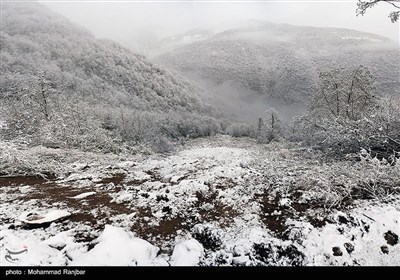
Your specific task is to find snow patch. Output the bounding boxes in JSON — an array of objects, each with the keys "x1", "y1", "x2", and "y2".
[
  {"x1": 20, "y1": 210, "x2": 71, "y2": 225},
  {"x1": 70, "y1": 225, "x2": 159, "y2": 266},
  {"x1": 44, "y1": 231, "x2": 74, "y2": 249},
  {"x1": 170, "y1": 239, "x2": 204, "y2": 266},
  {"x1": 70, "y1": 192, "x2": 96, "y2": 199}
]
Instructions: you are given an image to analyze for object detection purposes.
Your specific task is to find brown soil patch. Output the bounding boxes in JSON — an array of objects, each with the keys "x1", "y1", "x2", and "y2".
[
  {"x1": 100, "y1": 173, "x2": 127, "y2": 185},
  {"x1": 4, "y1": 176, "x2": 133, "y2": 231},
  {"x1": 0, "y1": 175, "x2": 55, "y2": 187},
  {"x1": 258, "y1": 191, "x2": 328, "y2": 238}
]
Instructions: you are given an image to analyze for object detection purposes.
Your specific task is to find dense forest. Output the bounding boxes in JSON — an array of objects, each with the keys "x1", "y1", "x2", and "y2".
[
  {"x1": 156, "y1": 20, "x2": 399, "y2": 113},
  {"x1": 0, "y1": 3, "x2": 225, "y2": 153}
]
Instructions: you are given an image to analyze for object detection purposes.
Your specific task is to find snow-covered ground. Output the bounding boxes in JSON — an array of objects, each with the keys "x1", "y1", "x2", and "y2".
[{"x1": 1, "y1": 136, "x2": 399, "y2": 266}]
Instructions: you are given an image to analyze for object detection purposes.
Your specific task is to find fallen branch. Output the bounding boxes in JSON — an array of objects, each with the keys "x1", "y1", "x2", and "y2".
[{"x1": 362, "y1": 213, "x2": 375, "y2": 221}]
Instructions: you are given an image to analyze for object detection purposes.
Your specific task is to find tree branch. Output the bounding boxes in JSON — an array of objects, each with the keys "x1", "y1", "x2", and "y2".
[
  {"x1": 357, "y1": 0, "x2": 400, "y2": 22},
  {"x1": 385, "y1": 0, "x2": 400, "y2": 9}
]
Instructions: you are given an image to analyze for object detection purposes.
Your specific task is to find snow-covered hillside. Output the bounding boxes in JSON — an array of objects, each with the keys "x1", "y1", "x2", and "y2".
[
  {"x1": 0, "y1": 2, "x2": 224, "y2": 153},
  {"x1": 156, "y1": 20, "x2": 400, "y2": 109},
  {"x1": 1, "y1": 136, "x2": 399, "y2": 266},
  {"x1": 1, "y1": 2, "x2": 399, "y2": 268}
]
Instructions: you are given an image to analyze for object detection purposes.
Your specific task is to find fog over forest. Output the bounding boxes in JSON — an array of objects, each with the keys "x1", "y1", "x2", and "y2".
[
  {"x1": 1, "y1": 0, "x2": 399, "y2": 267},
  {"x1": 42, "y1": 0, "x2": 400, "y2": 51},
  {"x1": 41, "y1": 0, "x2": 399, "y2": 122}
]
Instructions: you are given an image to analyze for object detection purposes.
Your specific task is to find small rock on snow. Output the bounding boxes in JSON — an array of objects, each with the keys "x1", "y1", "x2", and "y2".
[
  {"x1": 381, "y1": 245, "x2": 389, "y2": 254},
  {"x1": 384, "y1": 231, "x2": 398, "y2": 246},
  {"x1": 343, "y1": 242, "x2": 354, "y2": 254},
  {"x1": 332, "y1": 246, "x2": 343, "y2": 256}
]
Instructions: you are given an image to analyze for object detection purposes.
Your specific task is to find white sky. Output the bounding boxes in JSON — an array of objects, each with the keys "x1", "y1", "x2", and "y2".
[{"x1": 35, "y1": 0, "x2": 399, "y2": 50}]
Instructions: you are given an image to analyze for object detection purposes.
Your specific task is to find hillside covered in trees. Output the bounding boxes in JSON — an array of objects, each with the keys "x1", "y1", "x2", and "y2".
[
  {"x1": 156, "y1": 20, "x2": 400, "y2": 120},
  {"x1": 0, "y1": 2, "x2": 224, "y2": 153},
  {"x1": 0, "y1": 1, "x2": 399, "y2": 267}
]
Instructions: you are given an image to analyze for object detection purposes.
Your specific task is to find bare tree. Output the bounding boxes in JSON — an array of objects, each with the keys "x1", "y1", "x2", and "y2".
[
  {"x1": 294, "y1": 66, "x2": 379, "y2": 156},
  {"x1": 31, "y1": 73, "x2": 52, "y2": 121},
  {"x1": 356, "y1": 0, "x2": 400, "y2": 22},
  {"x1": 258, "y1": 108, "x2": 282, "y2": 143},
  {"x1": 257, "y1": 117, "x2": 264, "y2": 140},
  {"x1": 309, "y1": 65, "x2": 374, "y2": 122}
]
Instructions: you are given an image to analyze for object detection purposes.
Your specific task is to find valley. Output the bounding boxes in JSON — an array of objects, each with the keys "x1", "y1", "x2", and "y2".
[{"x1": 1, "y1": 1, "x2": 399, "y2": 267}]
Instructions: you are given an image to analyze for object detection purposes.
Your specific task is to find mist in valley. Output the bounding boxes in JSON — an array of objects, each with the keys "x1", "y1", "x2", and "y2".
[
  {"x1": 188, "y1": 74, "x2": 307, "y2": 124},
  {"x1": 38, "y1": 0, "x2": 399, "y2": 125}
]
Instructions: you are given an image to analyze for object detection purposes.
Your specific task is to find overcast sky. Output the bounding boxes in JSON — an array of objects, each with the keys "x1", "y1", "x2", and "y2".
[{"x1": 39, "y1": 0, "x2": 399, "y2": 51}]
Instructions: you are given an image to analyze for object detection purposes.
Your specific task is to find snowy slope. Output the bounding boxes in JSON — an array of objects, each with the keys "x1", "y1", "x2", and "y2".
[
  {"x1": 1, "y1": 136, "x2": 399, "y2": 266},
  {"x1": 0, "y1": 2, "x2": 220, "y2": 124}
]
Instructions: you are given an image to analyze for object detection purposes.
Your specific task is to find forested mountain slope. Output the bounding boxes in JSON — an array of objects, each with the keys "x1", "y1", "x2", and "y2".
[
  {"x1": 0, "y1": 3, "x2": 223, "y2": 152},
  {"x1": 156, "y1": 20, "x2": 400, "y2": 106}
]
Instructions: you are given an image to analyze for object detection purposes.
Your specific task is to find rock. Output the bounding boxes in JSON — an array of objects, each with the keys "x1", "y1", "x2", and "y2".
[
  {"x1": 338, "y1": 215, "x2": 348, "y2": 224},
  {"x1": 343, "y1": 243, "x2": 354, "y2": 254},
  {"x1": 140, "y1": 192, "x2": 150, "y2": 198},
  {"x1": 20, "y1": 210, "x2": 71, "y2": 228},
  {"x1": 384, "y1": 231, "x2": 398, "y2": 246},
  {"x1": 161, "y1": 206, "x2": 172, "y2": 214},
  {"x1": 381, "y1": 245, "x2": 389, "y2": 254},
  {"x1": 332, "y1": 246, "x2": 343, "y2": 256}
]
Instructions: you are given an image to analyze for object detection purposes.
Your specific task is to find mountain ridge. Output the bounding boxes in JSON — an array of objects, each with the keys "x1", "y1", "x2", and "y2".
[{"x1": 155, "y1": 20, "x2": 399, "y2": 119}]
